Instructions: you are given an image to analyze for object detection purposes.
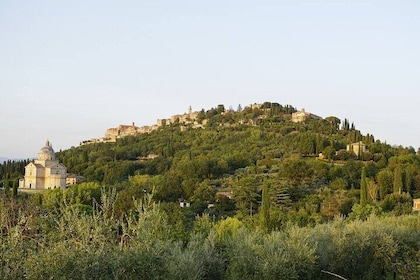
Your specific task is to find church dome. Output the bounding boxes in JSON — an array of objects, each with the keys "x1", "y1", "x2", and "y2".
[{"x1": 38, "y1": 140, "x2": 56, "y2": 160}]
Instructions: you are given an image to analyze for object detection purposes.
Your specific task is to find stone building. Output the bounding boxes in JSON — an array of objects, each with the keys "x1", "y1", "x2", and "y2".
[
  {"x1": 291, "y1": 109, "x2": 321, "y2": 123},
  {"x1": 413, "y1": 198, "x2": 420, "y2": 211},
  {"x1": 19, "y1": 141, "x2": 67, "y2": 189},
  {"x1": 105, "y1": 123, "x2": 139, "y2": 141},
  {"x1": 346, "y1": 141, "x2": 367, "y2": 156},
  {"x1": 66, "y1": 174, "x2": 85, "y2": 187}
]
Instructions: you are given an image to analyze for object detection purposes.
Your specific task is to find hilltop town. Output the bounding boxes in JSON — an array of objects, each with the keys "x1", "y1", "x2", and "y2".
[
  {"x1": 80, "y1": 105, "x2": 203, "y2": 145},
  {"x1": 80, "y1": 103, "x2": 320, "y2": 145}
]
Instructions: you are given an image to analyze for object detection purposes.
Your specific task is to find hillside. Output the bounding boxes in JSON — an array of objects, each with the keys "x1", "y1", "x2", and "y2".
[
  {"x1": 1, "y1": 101, "x2": 420, "y2": 279},
  {"x1": 47, "y1": 101, "x2": 418, "y2": 220},
  {"x1": 1, "y1": 101, "x2": 419, "y2": 218}
]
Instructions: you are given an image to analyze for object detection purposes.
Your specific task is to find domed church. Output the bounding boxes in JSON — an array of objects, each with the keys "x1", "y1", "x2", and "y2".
[{"x1": 19, "y1": 140, "x2": 67, "y2": 189}]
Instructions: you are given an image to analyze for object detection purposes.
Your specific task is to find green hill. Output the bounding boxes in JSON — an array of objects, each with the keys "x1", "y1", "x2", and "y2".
[
  {"x1": 1, "y1": 101, "x2": 420, "y2": 279},
  {"x1": 46, "y1": 101, "x2": 418, "y2": 220},
  {"x1": 2, "y1": 101, "x2": 419, "y2": 220}
]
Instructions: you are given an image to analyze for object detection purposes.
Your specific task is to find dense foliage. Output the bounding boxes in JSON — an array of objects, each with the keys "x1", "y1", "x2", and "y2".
[
  {"x1": 1, "y1": 102, "x2": 420, "y2": 278},
  {"x1": 1, "y1": 191, "x2": 420, "y2": 279}
]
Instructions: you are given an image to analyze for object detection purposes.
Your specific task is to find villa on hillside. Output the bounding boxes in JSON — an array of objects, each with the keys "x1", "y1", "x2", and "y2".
[
  {"x1": 346, "y1": 141, "x2": 367, "y2": 156},
  {"x1": 66, "y1": 174, "x2": 85, "y2": 187},
  {"x1": 291, "y1": 109, "x2": 321, "y2": 123}
]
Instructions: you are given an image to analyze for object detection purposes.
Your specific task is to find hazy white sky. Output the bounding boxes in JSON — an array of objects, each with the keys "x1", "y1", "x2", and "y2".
[{"x1": 0, "y1": 0, "x2": 419, "y2": 159}]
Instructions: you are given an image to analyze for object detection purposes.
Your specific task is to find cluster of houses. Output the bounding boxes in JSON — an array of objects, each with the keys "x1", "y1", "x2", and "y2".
[
  {"x1": 81, "y1": 106, "x2": 323, "y2": 146},
  {"x1": 80, "y1": 106, "x2": 205, "y2": 145}
]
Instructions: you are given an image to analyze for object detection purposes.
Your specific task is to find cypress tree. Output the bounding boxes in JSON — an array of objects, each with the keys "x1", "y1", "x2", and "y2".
[
  {"x1": 316, "y1": 134, "x2": 323, "y2": 155},
  {"x1": 4, "y1": 174, "x2": 10, "y2": 198},
  {"x1": 259, "y1": 180, "x2": 270, "y2": 233},
  {"x1": 393, "y1": 165, "x2": 403, "y2": 194},
  {"x1": 360, "y1": 166, "x2": 368, "y2": 206},
  {"x1": 12, "y1": 180, "x2": 18, "y2": 198},
  {"x1": 405, "y1": 168, "x2": 413, "y2": 194}
]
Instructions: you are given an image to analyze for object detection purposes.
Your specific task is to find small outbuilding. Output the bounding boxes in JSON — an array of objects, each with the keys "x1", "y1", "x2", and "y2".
[{"x1": 413, "y1": 198, "x2": 420, "y2": 211}]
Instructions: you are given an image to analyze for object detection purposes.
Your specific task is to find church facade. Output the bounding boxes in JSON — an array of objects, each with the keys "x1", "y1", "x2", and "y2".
[{"x1": 19, "y1": 141, "x2": 67, "y2": 189}]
